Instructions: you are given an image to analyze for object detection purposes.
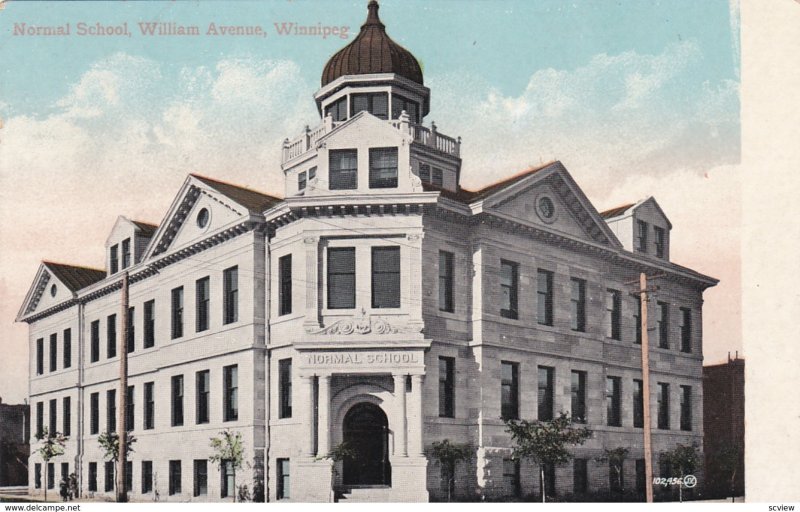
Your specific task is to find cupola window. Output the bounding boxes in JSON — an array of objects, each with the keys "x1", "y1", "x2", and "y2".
[
  {"x1": 351, "y1": 93, "x2": 388, "y2": 120},
  {"x1": 325, "y1": 97, "x2": 348, "y2": 122},
  {"x1": 391, "y1": 94, "x2": 419, "y2": 123}
]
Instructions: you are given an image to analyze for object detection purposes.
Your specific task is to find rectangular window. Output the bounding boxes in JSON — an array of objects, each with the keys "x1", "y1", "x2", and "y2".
[
  {"x1": 538, "y1": 366, "x2": 555, "y2": 421},
  {"x1": 104, "y1": 461, "x2": 114, "y2": 492},
  {"x1": 121, "y1": 238, "x2": 131, "y2": 269},
  {"x1": 193, "y1": 460, "x2": 208, "y2": 497},
  {"x1": 571, "y1": 370, "x2": 587, "y2": 423},
  {"x1": 308, "y1": 166, "x2": 317, "y2": 181},
  {"x1": 63, "y1": 328, "x2": 71, "y2": 368},
  {"x1": 503, "y1": 459, "x2": 521, "y2": 498},
  {"x1": 34, "y1": 463, "x2": 42, "y2": 489},
  {"x1": 222, "y1": 460, "x2": 235, "y2": 498},
  {"x1": 49, "y1": 399, "x2": 57, "y2": 434},
  {"x1": 657, "y1": 302, "x2": 669, "y2": 348},
  {"x1": 500, "y1": 260, "x2": 519, "y2": 319},
  {"x1": 126, "y1": 385, "x2": 134, "y2": 432},
  {"x1": 636, "y1": 459, "x2": 646, "y2": 494},
  {"x1": 279, "y1": 255, "x2": 292, "y2": 316},
  {"x1": 391, "y1": 94, "x2": 419, "y2": 123},
  {"x1": 224, "y1": 365, "x2": 238, "y2": 422},
  {"x1": 654, "y1": 226, "x2": 665, "y2": 258},
  {"x1": 571, "y1": 278, "x2": 586, "y2": 332},
  {"x1": 610, "y1": 460, "x2": 624, "y2": 494},
  {"x1": 636, "y1": 220, "x2": 648, "y2": 252},
  {"x1": 329, "y1": 149, "x2": 358, "y2": 190},
  {"x1": 543, "y1": 463, "x2": 556, "y2": 497},
  {"x1": 169, "y1": 460, "x2": 181, "y2": 496},
  {"x1": 537, "y1": 269, "x2": 554, "y2": 326},
  {"x1": 634, "y1": 296, "x2": 642, "y2": 344},
  {"x1": 110, "y1": 244, "x2": 119, "y2": 274},
  {"x1": 438, "y1": 251, "x2": 454, "y2": 313},
  {"x1": 90, "y1": 321, "x2": 100, "y2": 362},
  {"x1": 195, "y1": 370, "x2": 210, "y2": 424},
  {"x1": 419, "y1": 163, "x2": 431, "y2": 183},
  {"x1": 279, "y1": 359, "x2": 292, "y2": 419},
  {"x1": 88, "y1": 462, "x2": 97, "y2": 492},
  {"x1": 127, "y1": 307, "x2": 135, "y2": 353},
  {"x1": 107, "y1": 314, "x2": 117, "y2": 359},
  {"x1": 171, "y1": 287, "x2": 184, "y2": 339},
  {"x1": 277, "y1": 458, "x2": 290, "y2": 500},
  {"x1": 223, "y1": 266, "x2": 238, "y2": 324},
  {"x1": 351, "y1": 92, "x2": 388, "y2": 119},
  {"x1": 47, "y1": 463, "x2": 54, "y2": 489},
  {"x1": 438, "y1": 356, "x2": 455, "y2": 418},
  {"x1": 90, "y1": 393, "x2": 99, "y2": 435},
  {"x1": 633, "y1": 379, "x2": 644, "y2": 428},
  {"x1": 500, "y1": 361, "x2": 519, "y2": 420},
  {"x1": 60, "y1": 463, "x2": 70, "y2": 487},
  {"x1": 607, "y1": 289, "x2": 622, "y2": 340},
  {"x1": 680, "y1": 307, "x2": 692, "y2": 353},
  {"x1": 125, "y1": 461, "x2": 133, "y2": 492},
  {"x1": 680, "y1": 385, "x2": 692, "y2": 431},
  {"x1": 171, "y1": 375, "x2": 184, "y2": 427},
  {"x1": 142, "y1": 461, "x2": 153, "y2": 494},
  {"x1": 324, "y1": 96, "x2": 347, "y2": 122},
  {"x1": 657, "y1": 382, "x2": 670, "y2": 429},
  {"x1": 62, "y1": 397, "x2": 71, "y2": 436},
  {"x1": 606, "y1": 376, "x2": 622, "y2": 427},
  {"x1": 298, "y1": 170, "x2": 307, "y2": 191},
  {"x1": 432, "y1": 167, "x2": 443, "y2": 187},
  {"x1": 573, "y1": 459, "x2": 588, "y2": 495},
  {"x1": 369, "y1": 147, "x2": 398, "y2": 188},
  {"x1": 36, "y1": 402, "x2": 43, "y2": 438},
  {"x1": 49, "y1": 333, "x2": 57, "y2": 372},
  {"x1": 36, "y1": 338, "x2": 44, "y2": 375},
  {"x1": 371, "y1": 246, "x2": 401, "y2": 308},
  {"x1": 144, "y1": 382, "x2": 155, "y2": 430},
  {"x1": 196, "y1": 277, "x2": 210, "y2": 332},
  {"x1": 106, "y1": 389, "x2": 116, "y2": 433},
  {"x1": 327, "y1": 247, "x2": 356, "y2": 309},
  {"x1": 144, "y1": 299, "x2": 155, "y2": 348}
]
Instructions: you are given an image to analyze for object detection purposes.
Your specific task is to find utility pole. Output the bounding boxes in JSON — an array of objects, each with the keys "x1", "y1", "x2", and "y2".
[
  {"x1": 638, "y1": 272, "x2": 656, "y2": 503},
  {"x1": 117, "y1": 271, "x2": 129, "y2": 502}
]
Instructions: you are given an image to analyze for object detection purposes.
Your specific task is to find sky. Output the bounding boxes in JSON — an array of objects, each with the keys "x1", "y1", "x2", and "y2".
[{"x1": 0, "y1": 0, "x2": 741, "y2": 403}]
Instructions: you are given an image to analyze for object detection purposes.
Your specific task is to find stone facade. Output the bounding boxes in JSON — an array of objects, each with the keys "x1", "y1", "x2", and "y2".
[{"x1": 16, "y1": 1, "x2": 717, "y2": 503}]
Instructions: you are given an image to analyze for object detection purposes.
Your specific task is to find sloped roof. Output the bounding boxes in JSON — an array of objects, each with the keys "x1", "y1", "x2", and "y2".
[
  {"x1": 600, "y1": 203, "x2": 636, "y2": 219},
  {"x1": 131, "y1": 220, "x2": 158, "y2": 237},
  {"x1": 44, "y1": 262, "x2": 106, "y2": 292},
  {"x1": 422, "y1": 162, "x2": 555, "y2": 204},
  {"x1": 190, "y1": 174, "x2": 282, "y2": 213}
]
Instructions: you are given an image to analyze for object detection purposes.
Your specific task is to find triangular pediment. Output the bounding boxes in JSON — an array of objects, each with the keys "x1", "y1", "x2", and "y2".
[
  {"x1": 479, "y1": 162, "x2": 622, "y2": 248},
  {"x1": 143, "y1": 175, "x2": 280, "y2": 260},
  {"x1": 321, "y1": 111, "x2": 411, "y2": 148},
  {"x1": 17, "y1": 262, "x2": 105, "y2": 322}
]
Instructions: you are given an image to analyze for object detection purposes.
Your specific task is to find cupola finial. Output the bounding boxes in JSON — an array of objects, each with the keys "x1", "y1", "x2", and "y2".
[{"x1": 364, "y1": 0, "x2": 384, "y2": 28}]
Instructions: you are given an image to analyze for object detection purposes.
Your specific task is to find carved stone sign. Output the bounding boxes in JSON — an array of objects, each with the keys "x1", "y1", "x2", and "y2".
[{"x1": 305, "y1": 351, "x2": 421, "y2": 366}]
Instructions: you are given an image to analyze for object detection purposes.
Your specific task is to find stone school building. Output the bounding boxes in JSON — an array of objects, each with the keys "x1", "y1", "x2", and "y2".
[{"x1": 17, "y1": 1, "x2": 717, "y2": 503}]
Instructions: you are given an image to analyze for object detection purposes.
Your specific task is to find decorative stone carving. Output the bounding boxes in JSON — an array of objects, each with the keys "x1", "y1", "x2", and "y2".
[{"x1": 306, "y1": 307, "x2": 409, "y2": 335}]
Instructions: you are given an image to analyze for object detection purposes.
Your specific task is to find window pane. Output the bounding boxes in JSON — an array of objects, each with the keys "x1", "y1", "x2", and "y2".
[
  {"x1": 369, "y1": 147, "x2": 398, "y2": 188},
  {"x1": 438, "y1": 251, "x2": 454, "y2": 312},
  {"x1": 327, "y1": 248, "x2": 355, "y2": 309},
  {"x1": 500, "y1": 261, "x2": 518, "y2": 319},
  {"x1": 223, "y1": 267, "x2": 239, "y2": 325},
  {"x1": 329, "y1": 149, "x2": 358, "y2": 190},
  {"x1": 372, "y1": 247, "x2": 400, "y2": 308},
  {"x1": 279, "y1": 255, "x2": 293, "y2": 316}
]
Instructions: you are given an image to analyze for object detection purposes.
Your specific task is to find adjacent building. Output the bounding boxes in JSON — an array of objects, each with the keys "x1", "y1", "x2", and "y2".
[
  {"x1": 16, "y1": 1, "x2": 717, "y2": 502},
  {"x1": 0, "y1": 398, "x2": 30, "y2": 488}
]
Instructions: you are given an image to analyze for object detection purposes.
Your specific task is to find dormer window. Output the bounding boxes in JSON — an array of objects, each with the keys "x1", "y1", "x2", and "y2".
[
  {"x1": 654, "y1": 226, "x2": 665, "y2": 258},
  {"x1": 110, "y1": 244, "x2": 119, "y2": 274},
  {"x1": 391, "y1": 95, "x2": 419, "y2": 123},
  {"x1": 298, "y1": 171, "x2": 307, "y2": 191},
  {"x1": 330, "y1": 149, "x2": 358, "y2": 190},
  {"x1": 369, "y1": 147, "x2": 398, "y2": 189},
  {"x1": 636, "y1": 220, "x2": 648, "y2": 253},
  {"x1": 351, "y1": 93, "x2": 388, "y2": 120},
  {"x1": 121, "y1": 238, "x2": 131, "y2": 269},
  {"x1": 325, "y1": 97, "x2": 347, "y2": 122}
]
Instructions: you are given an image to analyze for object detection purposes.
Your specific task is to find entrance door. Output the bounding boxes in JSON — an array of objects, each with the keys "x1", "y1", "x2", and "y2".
[{"x1": 342, "y1": 402, "x2": 391, "y2": 486}]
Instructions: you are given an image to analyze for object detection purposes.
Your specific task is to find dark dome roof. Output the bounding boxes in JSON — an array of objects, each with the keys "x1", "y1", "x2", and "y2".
[{"x1": 321, "y1": 1, "x2": 423, "y2": 87}]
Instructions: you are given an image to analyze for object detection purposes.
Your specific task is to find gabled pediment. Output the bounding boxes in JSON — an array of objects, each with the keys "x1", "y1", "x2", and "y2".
[
  {"x1": 143, "y1": 174, "x2": 280, "y2": 260},
  {"x1": 474, "y1": 161, "x2": 623, "y2": 248},
  {"x1": 320, "y1": 110, "x2": 412, "y2": 148},
  {"x1": 17, "y1": 262, "x2": 105, "y2": 322}
]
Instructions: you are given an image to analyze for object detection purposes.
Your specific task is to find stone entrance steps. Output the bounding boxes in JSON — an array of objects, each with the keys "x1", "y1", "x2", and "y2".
[
  {"x1": 336, "y1": 486, "x2": 396, "y2": 503},
  {"x1": 0, "y1": 486, "x2": 29, "y2": 496}
]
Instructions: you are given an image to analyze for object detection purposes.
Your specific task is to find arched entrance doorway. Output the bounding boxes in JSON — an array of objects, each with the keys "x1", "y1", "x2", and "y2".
[{"x1": 342, "y1": 402, "x2": 391, "y2": 486}]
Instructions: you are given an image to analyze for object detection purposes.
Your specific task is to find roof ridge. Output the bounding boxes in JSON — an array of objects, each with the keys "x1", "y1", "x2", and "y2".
[{"x1": 190, "y1": 173, "x2": 282, "y2": 201}]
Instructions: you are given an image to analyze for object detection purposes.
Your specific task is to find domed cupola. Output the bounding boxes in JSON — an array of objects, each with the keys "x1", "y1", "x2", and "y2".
[{"x1": 321, "y1": 0, "x2": 423, "y2": 87}]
